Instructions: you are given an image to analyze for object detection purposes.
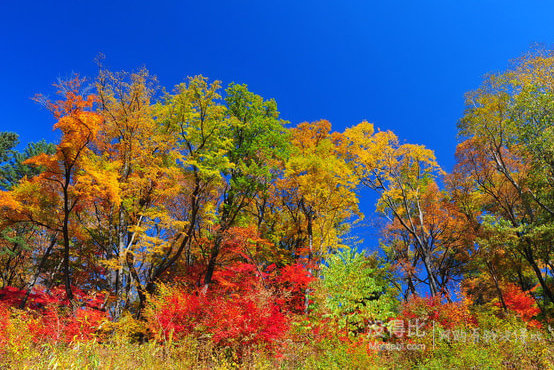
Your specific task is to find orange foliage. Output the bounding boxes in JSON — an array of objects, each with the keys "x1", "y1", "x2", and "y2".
[
  {"x1": 400, "y1": 295, "x2": 476, "y2": 330},
  {"x1": 496, "y1": 284, "x2": 542, "y2": 327}
]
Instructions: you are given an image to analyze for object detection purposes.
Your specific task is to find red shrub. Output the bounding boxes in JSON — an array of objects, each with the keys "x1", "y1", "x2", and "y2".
[
  {"x1": 400, "y1": 295, "x2": 475, "y2": 330},
  {"x1": 496, "y1": 284, "x2": 541, "y2": 328},
  {"x1": 0, "y1": 285, "x2": 107, "y2": 343},
  {"x1": 146, "y1": 261, "x2": 309, "y2": 354},
  {"x1": 272, "y1": 262, "x2": 315, "y2": 314}
]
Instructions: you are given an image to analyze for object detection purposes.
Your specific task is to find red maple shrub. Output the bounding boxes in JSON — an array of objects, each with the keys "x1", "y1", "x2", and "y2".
[
  {"x1": 146, "y1": 260, "x2": 312, "y2": 354},
  {"x1": 495, "y1": 284, "x2": 542, "y2": 328},
  {"x1": 0, "y1": 285, "x2": 107, "y2": 343},
  {"x1": 272, "y1": 262, "x2": 314, "y2": 314}
]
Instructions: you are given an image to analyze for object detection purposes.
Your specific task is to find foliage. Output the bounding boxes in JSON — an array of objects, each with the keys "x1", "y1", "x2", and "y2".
[
  {"x1": 0, "y1": 49, "x2": 554, "y2": 367},
  {"x1": 399, "y1": 294, "x2": 475, "y2": 330},
  {"x1": 316, "y1": 249, "x2": 397, "y2": 336},
  {"x1": 0, "y1": 139, "x2": 56, "y2": 190},
  {"x1": 497, "y1": 283, "x2": 542, "y2": 326},
  {"x1": 0, "y1": 285, "x2": 107, "y2": 344},
  {"x1": 144, "y1": 262, "x2": 306, "y2": 355}
]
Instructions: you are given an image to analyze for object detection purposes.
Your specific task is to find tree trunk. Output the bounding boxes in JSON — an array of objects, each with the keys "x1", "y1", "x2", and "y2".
[
  {"x1": 20, "y1": 232, "x2": 57, "y2": 309},
  {"x1": 203, "y1": 233, "x2": 224, "y2": 292},
  {"x1": 62, "y1": 179, "x2": 74, "y2": 302},
  {"x1": 420, "y1": 251, "x2": 438, "y2": 297}
]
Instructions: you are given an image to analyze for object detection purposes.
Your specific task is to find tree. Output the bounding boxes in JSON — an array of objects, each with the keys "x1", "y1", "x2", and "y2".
[
  {"x1": 0, "y1": 136, "x2": 56, "y2": 292},
  {"x1": 150, "y1": 75, "x2": 231, "y2": 292},
  {"x1": 281, "y1": 120, "x2": 360, "y2": 260},
  {"x1": 92, "y1": 66, "x2": 178, "y2": 314},
  {"x1": 0, "y1": 140, "x2": 56, "y2": 190},
  {"x1": 343, "y1": 121, "x2": 466, "y2": 298},
  {"x1": 456, "y1": 49, "x2": 554, "y2": 305},
  {"x1": 316, "y1": 248, "x2": 397, "y2": 336},
  {"x1": 382, "y1": 181, "x2": 475, "y2": 300},
  {"x1": 0, "y1": 132, "x2": 19, "y2": 165},
  {"x1": 200, "y1": 82, "x2": 290, "y2": 289},
  {"x1": 0, "y1": 77, "x2": 104, "y2": 301}
]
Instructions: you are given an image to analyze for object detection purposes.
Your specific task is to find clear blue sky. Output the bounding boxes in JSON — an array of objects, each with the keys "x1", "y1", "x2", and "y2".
[{"x1": 1, "y1": 0, "x2": 553, "y2": 244}]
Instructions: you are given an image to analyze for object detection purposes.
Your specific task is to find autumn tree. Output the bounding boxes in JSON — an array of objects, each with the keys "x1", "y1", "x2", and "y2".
[
  {"x1": 0, "y1": 77, "x2": 105, "y2": 301},
  {"x1": 0, "y1": 134, "x2": 56, "y2": 291},
  {"x1": 342, "y1": 121, "x2": 470, "y2": 298},
  {"x1": 265, "y1": 120, "x2": 361, "y2": 274},
  {"x1": 150, "y1": 75, "x2": 231, "y2": 291},
  {"x1": 455, "y1": 49, "x2": 554, "y2": 305},
  {"x1": 92, "y1": 67, "x2": 181, "y2": 314}
]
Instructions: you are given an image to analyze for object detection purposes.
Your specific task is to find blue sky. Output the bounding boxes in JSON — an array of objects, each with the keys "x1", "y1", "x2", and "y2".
[{"x1": 1, "y1": 0, "x2": 554, "y2": 244}]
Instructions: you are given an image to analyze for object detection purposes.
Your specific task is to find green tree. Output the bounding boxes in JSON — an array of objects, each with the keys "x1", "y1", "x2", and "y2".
[
  {"x1": 201, "y1": 82, "x2": 291, "y2": 288},
  {"x1": 0, "y1": 140, "x2": 56, "y2": 190},
  {"x1": 0, "y1": 132, "x2": 19, "y2": 163},
  {"x1": 316, "y1": 248, "x2": 397, "y2": 336}
]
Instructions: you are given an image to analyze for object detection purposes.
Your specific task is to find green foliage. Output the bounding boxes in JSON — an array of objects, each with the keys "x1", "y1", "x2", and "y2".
[
  {"x1": 225, "y1": 82, "x2": 291, "y2": 177},
  {"x1": 162, "y1": 76, "x2": 233, "y2": 182},
  {"x1": 223, "y1": 82, "x2": 291, "y2": 220},
  {"x1": 0, "y1": 132, "x2": 19, "y2": 163},
  {"x1": 317, "y1": 249, "x2": 397, "y2": 334},
  {"x1": 0, "y1": 139, "x2": 56, "y2": 190}
]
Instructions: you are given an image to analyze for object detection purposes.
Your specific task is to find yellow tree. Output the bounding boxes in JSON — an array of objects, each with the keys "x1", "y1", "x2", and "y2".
[
  {"x1": 93, "y1": 67, "x2": 181, "y2": 314},
  {"x1": 151, "y1": 75, "x2": 231, "y2": 291},
  {"x1": 273, "y1": 120, "x2": 360, "y2": 263},
  {"x1": 343, "y1": 121, "x2": 462, "y2": 297},
  {"x1": 0, "y1": 77, "x2": 105, "y2": 301}
]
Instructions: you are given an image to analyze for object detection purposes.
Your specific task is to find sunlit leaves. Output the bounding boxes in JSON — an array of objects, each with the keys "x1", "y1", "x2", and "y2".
[
  {"x1": 316, "y1": 249, "x2": 397, "y2": 335},
  {"x1": 455, "y1": 48, "x2": 554, "y2": 305}
]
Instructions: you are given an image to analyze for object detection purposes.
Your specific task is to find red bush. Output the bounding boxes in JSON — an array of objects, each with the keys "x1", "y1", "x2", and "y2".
[
  {"x1": 496, "y1": 284, "x2": 541, "y2": 328},
  {"x1": 147, "y1": 261, "x2": 313, "y2": 354},
  {"x1": 0, "y1": 285, "x2": 107, "y2": 343}
]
